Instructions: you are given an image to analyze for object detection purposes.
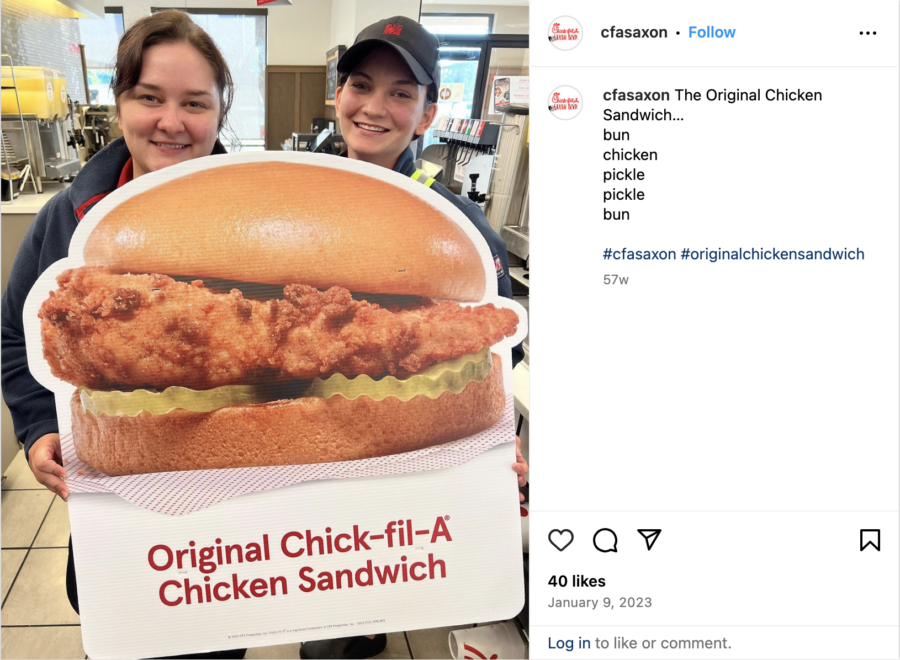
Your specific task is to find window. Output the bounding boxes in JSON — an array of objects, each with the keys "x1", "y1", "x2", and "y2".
[
  {"x1": 422, "y1": 46, "x2": 481, "y2": 149},
  {"x1": 421, "y1": 14, "x2": 493, "y2": 36},
  {"x1": 78, "y1": 8, "x2": 125, "y2": 106},
  {"x1": 420, "y1": 36, "x2": 528, "y2": 149},
  {"x1": 153, "y1": 8, "x2": 267, "y2": 152}
]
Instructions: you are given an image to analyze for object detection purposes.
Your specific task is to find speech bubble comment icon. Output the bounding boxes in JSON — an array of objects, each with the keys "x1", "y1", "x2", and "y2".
[
  {"x1": 593, "y1": 528, "x2": 618, "y2": 553},
  {"x1": 548, "y1": 529, "x2": 574, "y2": 552}
]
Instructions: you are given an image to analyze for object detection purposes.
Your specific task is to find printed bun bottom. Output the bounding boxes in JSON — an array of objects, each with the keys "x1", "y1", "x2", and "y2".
[{"x1": 71, "y1": 355, "x2": 505, "y2": 476}]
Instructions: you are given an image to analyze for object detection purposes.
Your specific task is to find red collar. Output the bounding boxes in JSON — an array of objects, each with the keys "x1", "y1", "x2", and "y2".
[{"x1": 117, "y1": 157, "x2": 134, "y2": 188}]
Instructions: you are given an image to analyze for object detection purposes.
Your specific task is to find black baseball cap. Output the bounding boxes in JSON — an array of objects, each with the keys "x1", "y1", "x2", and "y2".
[{"x1": 338, "y1": 16, "x2": 441, "y2": 89}]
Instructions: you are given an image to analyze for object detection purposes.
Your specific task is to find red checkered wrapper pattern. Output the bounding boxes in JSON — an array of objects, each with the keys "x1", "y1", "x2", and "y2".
[{"x1": 61, "y1": 394, "x2": 515, "y2": 516}]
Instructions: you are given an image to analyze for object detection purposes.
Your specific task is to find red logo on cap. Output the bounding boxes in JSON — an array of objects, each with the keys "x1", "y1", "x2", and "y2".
[{"x1": 384, "y1": 24, "x2": 403, "y2": 36}]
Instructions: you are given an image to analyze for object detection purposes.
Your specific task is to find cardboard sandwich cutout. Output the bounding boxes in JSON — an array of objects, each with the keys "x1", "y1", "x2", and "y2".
[{"x1": 24, "y1": 152, "x2": 527, "y2": 659}]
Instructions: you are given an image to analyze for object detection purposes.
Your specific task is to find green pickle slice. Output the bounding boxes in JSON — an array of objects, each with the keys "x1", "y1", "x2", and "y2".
[{"x1": 80, "y1": 348, "x2": 492, "y2": 417}]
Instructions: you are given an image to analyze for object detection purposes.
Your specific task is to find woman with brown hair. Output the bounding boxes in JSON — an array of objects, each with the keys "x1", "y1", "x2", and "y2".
[{"x1": 1, "y1": 11, "x2": 244, "y2": 658}]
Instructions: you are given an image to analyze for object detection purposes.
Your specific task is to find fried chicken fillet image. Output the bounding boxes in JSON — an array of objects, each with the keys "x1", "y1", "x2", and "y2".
[
  {"x1": 40, "y1": 267, "x2": 518, "y2": 391},
  {"x1": 38, "y1": 160, "x2": 523, "y2": 476}
]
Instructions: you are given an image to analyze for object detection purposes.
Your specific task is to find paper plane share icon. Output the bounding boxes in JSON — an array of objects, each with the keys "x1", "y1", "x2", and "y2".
[{"x1": 638, "y1": 529, "x2": 661, "y2": 551}]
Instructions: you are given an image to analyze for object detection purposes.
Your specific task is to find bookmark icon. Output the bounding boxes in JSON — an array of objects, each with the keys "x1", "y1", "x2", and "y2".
[{"x1": 860, "y1": 529, "x2": 881, "y2": 552}]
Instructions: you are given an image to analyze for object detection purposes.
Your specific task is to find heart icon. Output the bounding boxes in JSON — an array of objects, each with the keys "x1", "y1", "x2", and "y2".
[{"x1": 548, "y1": 529, "x2": 574, "y2": 552}]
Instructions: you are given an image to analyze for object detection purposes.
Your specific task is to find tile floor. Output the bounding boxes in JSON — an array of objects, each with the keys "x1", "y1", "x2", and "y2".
[{"x1": 2, "y1": 450, "x2": 527, "y2": 659}]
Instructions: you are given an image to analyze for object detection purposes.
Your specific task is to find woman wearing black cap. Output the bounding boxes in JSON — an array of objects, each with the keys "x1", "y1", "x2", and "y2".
[
  {"x1": 299, "y1": 16, "x2": 527, "y2": 660},
  {"x1": 335, "y1": 16, "x2": 440, "y2": 169}
]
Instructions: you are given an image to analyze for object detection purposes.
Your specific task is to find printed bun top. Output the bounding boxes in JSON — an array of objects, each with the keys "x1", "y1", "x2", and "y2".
[{"x1": 84, "y1": 161, "x2": 487, "y2": 301}]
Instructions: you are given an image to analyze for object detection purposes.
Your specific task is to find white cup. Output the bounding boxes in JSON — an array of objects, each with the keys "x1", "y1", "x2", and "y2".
[{"x1": 448, "y1": 621, "x2": 527, "y2": 659}]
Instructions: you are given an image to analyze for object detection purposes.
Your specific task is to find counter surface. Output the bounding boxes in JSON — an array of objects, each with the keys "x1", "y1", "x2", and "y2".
[{"x1": 1, "y1": 181, "x2": 69, "y2": 215}]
